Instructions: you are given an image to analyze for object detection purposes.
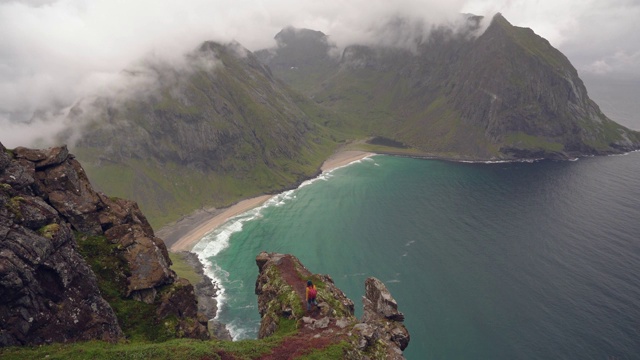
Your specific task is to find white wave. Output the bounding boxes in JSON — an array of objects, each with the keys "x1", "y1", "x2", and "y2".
[
  {"x1": 225, "y1": 320, "x2": 250, "y2": 340},
  {"x1": 189, "y1": 153, "x2": 376, "y2": 329},
  {"x1": 342, "y1": 272, "x2": 366, "y2": 278},
  {"x1": 321, "y1": 154, "x2": 377, "y2": 176},
  {"x1": 405, "y1": 240, "x2": 415, "y2": 246},
  {"x1": 458, "y1": 158, "x2": 543, "y2": 164},
  {"x1": 386, "y1": 279, "x2": 401, "y2": 283},
  {"x1": 191, "y1": 257, "x2": 229, "y2": 317},
  {"x1": 225, "y1": 317, "x2": 261, "y2": 340},
  {"x1": 609, "y1": 149, "x2": 640, "y2": 157},
  {"x1": 190, "y1": 209, "x2": 265, "y2": 319},
  {"x1": 237, "y1": 304, "x2": 256, "y2": 310}
]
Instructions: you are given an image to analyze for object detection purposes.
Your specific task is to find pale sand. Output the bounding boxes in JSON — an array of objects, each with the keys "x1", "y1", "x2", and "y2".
[
  {"x1": 168, "y1": 195, "x2": 273, "y2": 252},
  {"x1": 164, "y1": 150, "x2": 374, "y2": 252},
  {"x1": 321, "y1": 150, "x2": 374, "y2": 172}
]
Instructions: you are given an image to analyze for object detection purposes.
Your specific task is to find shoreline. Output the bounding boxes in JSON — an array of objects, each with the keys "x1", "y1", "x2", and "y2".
[{"x1": 160, "y1": 150, "x2": 374, "y2": 252}]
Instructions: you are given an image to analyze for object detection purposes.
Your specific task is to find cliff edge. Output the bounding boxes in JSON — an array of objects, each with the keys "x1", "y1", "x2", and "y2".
[
  {"x1": 0, "y1": 142, "x2": 208, "y2": 345},
  {"x1": 254, "y1": 252, "x2": 410, "y2": 359}
]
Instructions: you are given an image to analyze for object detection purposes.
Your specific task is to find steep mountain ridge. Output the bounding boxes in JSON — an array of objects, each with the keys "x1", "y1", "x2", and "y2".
[
  {"x1": 70, "y1": 42, "x2": 336, "y2": 227},
  {"x1": 259, "y1": 14, "x2": 640, "y2": 160},
  {"x1": 54, "y1": 13, "x2": 640, "y2": 228}
]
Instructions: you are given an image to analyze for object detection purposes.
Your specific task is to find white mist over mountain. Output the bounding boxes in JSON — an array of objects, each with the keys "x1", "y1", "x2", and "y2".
[{"x1": 1, "y1": 0, "x2": 638, "y2": 147}]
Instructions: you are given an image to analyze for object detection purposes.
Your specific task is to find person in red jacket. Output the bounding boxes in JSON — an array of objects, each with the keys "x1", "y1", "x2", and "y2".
[{"x1": 306, "y1": 280, "x2": 318, "y2": 311}]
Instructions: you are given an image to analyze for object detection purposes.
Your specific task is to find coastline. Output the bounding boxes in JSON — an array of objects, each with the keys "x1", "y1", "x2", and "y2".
[
  {"x1": 160, "y1": 150, "x2": 374, "y2": 252},
  {"x1": 167, "y1": 195, "x2": 273, "y2": 252}
]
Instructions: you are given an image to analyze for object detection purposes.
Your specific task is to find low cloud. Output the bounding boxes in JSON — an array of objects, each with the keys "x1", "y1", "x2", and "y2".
[{"x1": 1, "y1": 0, "x2": 639, "y2": 148}]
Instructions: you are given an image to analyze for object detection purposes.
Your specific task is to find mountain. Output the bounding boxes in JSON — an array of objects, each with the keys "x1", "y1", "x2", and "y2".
[
  {"x1": 257, "y1": 14, "x2": 640, "y2": 160},
  {"x1": 68, "y1": 42, "x2": 337, "y2": 227},
  {"x1": 61, "y1": 13, "x2": 640, "y2": 227}
]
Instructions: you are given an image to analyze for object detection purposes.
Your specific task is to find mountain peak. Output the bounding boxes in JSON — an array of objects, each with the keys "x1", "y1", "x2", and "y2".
[{"x1": 274, "y1": 26, "x2": 329, "y2": 46}]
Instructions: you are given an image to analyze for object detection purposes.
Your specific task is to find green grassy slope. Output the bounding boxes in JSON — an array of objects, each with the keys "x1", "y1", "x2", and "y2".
[
  {"x1": 72, "y1": 42, "x2": 337, "y2": 228},
  {"x1": 260, "y1": 15, "x2": 640, "y2": 161}
]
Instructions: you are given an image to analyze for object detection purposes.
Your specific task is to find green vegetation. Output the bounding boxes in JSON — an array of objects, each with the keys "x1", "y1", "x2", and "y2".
[
  {"x1": 168, "y1": 252, "x2": 202, "y2": 285},
  {"x1": 38, "y1": 223, "x2": 61, "y2": 239},
  {"x1": 298, "y1": 341, "x2": 350, "y2": 359},
  {"x1": 503, "y1": 132, "x2": 564, "y2": 152},
  {"x1": 494, "y1": 14, "x2": 569, "y2": 73},
  {"x1": 263, "y1": 265, "x2": 304, "y2": 321},
  {"x1": 0, "y1": 321, "x2": 364, "y2": 360},
  {"x1": 5, "y1": 196, "x2": 24, "y2": 221},
  {"x1": 76, "y1": 233, "x2": 180, "y2": 342},
  {"x1": 0, "y1": 338, "x2": 282, "y2": 360}
]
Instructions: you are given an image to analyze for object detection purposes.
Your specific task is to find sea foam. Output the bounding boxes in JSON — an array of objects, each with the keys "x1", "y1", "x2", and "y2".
[{"x1": 190, "y1": 153, "x2": 376, "y2": 333}]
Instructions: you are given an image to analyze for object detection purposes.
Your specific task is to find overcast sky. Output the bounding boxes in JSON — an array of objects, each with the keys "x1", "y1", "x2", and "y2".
[{"x1": 1, "y1": 0, "x2": 639, "y2": 147}]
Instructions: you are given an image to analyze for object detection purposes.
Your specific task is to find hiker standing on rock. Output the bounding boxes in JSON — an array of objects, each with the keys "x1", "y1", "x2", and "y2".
[{"x1": 306, "y1": 280, "x2": 318, "y2": 311}]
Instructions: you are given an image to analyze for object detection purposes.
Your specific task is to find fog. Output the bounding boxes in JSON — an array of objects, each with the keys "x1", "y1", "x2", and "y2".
[{"x1": 1, "y1": 0, "x2": 638, "y2": 147}]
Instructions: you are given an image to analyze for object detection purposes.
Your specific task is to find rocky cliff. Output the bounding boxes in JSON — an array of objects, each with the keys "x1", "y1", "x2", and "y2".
[
  {"x1": 0, "y1": 142, "x2": 208, "y2": 346},
  {"x1": 254, "y1": 252, "x2": 410, "y2": 359}
]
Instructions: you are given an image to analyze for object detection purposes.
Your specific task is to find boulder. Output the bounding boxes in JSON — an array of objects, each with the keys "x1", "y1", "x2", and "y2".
[
  {"x1": 14, "y1": 146, "x2": 69, "y2": 169},
  {"x1": 360, "y1": 277, "x2": 410, "y2": 353},
  {"x1": 363, "y1": 277, "x2": 406, "y2": 322}
]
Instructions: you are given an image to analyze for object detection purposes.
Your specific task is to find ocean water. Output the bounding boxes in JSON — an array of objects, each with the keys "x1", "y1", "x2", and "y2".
[{"x1": 192, "y1": 152, "x2": 640, "y2": 359}]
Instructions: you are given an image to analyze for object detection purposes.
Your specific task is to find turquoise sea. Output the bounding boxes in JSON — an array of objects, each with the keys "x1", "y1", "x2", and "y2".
[
  {"x1": 192, "y1": 151, "x2": 640, "y2": 359},
  {"x1": 188, "y1": 77, "x2": 640, "y2": 359}
]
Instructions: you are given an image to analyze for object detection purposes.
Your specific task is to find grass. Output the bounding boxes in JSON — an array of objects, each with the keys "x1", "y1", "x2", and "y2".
[
  {"x1": 75, "y1": 233, "x2": 180, "y2": 342},
  {"x1": 38, "y1": 223, "x2": 61, "y2": 239},
  {"x1": 503, "y1": 132, "x2": 564, "y2": 152},
  {"x1": 0, "y1": 315, "x2": 298, "y2": 360},
  {"x1": 297, "y1": 341, "x2": 351, "y2": 360},
  {"x1": 0, "y1": 338, "x2": 279, "y2": 360},
  {"x1": 168, "y1": 252, "x2": 203, "y2": 285}
]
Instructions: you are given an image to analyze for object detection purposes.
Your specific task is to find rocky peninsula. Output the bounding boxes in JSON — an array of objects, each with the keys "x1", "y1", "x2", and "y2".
[{"x1": 255, "y1": 252, "x2": 410, "y2": 359}]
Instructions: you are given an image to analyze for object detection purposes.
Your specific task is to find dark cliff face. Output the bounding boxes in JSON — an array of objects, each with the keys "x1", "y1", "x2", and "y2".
[
  {"x1": 0, "y1": 143, "x2": 122, "y2": 345},
  {"x1": 0, "y1": 142, "x2": 208, "y2": 346},
  {"x1": 449, "y1": 14, "x2": 640, "y2": 158},
  {"x1": 258, "y1": 14, "x2": 640, "y2": 160}
]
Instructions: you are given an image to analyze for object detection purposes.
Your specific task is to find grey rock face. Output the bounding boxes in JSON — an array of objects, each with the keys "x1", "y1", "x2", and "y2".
[
  {"x1": 0, "y1": 145, "x2": 123, "y2": 346},
  {"x1": 0, "y1": 142, "x2": 209, "y2": 345}
]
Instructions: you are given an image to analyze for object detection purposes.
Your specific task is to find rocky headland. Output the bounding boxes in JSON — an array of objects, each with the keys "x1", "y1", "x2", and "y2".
[
  {"x1": 0, "y1": 142, "x2": 208, "y2": 345},
  {"x1": 255, "y1": 251, "x2": 410, "y2": 359}
]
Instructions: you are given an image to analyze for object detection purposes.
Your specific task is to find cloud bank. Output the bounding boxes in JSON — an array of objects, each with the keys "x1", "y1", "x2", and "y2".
[{"x1": 1, "y1": 0, "x2": 638, "y2": 147}]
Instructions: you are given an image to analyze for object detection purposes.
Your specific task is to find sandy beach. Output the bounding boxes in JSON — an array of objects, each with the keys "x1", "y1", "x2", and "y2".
[{"x1": 162, "y1": 150, "x2": 373, "y2": 252}]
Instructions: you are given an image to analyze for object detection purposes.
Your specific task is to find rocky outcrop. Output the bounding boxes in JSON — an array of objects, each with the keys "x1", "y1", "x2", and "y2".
[
  {"x1": 0, "y1": 142, "x2": 209, "y2": 346},
  {"x1": 0, "y1": 144, "x2": 122, "y2": 345},
  {"x1": 358, "y1": 278, "x2": 410, "y2": 357},
  {"x1": 178, "y1": 251, "x2": 232, "y2": 340},
  {"x1": 254, "y1": 251, "x2": 410, "y2": 359}
]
